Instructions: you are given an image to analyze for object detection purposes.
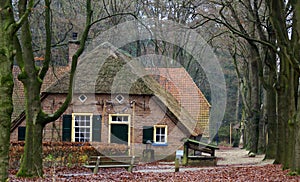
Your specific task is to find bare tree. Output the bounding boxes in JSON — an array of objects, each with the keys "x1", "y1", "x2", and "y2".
[
  {"x1": 15, "y1": 0, "x2": 92, "y2": 177},
  {"x1": 0, "y1": 0, "x2": 33, "y2": 180}
]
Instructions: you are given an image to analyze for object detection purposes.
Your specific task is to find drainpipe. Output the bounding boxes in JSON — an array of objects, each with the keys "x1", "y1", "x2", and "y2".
[{"x1": 131, "y1": 101, "x2": 136, "y2": 156}]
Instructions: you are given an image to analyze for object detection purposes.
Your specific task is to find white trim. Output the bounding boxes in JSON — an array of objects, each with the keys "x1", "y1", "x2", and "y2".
[
  {"x1": 115, "y1": 94, "x2": 124, "y2": 104},
  {"x1": 108, "y1": 114, "x2": 131, "y2": 146},
  {"x1": 78, "y1": 94, "x2": 87, "y2": 103},
  {"x1": 72, "y1": 113, "x2": 93, "y2": 142}
]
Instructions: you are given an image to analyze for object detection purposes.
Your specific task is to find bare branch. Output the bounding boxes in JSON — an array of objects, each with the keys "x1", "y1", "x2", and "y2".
[
  {"x1": 14, "y1": 0, "x2": 35, "y2": 32},
  {"x1": 39, "y1": 0, "x2": 51, "y2": 80},
  {"x1": 43, "y1": 0, "x2": 93, "y2": 124}
]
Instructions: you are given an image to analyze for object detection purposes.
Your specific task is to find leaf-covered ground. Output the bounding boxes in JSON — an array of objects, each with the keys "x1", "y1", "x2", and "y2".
[
  {"x1": 8, "y1": 164, "x2": 300, "y2": 182},
  {"x1": 8, "y1": 148, "x2": 300, "y2": 181}
]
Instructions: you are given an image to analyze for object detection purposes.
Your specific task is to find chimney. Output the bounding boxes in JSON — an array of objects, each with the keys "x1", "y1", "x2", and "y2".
[
  {"x1": 72, "y1": 32, "x2": 78, "y2": 40},
  {"x1": 68, "y1": 32, "x2": 80, "y2": 67}
]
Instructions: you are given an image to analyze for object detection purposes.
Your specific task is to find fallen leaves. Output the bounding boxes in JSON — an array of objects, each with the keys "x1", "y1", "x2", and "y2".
[{"x1": 8, "y1": 164, "x2": 300, "y2": 182}]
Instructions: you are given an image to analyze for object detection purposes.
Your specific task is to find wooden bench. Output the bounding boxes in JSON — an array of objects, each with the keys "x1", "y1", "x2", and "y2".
[
  {"x1": 182, "y1": 138, "x2": 219, "y2": 166},
  {"x1": 83, "y1": 155, "x2": 139, "y2": 173}
]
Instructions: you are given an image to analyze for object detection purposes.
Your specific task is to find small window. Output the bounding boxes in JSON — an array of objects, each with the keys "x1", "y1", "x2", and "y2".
[
  {"x1": 154, "y1": 125, "x2": 167, "y2": 144},
  {"x1": 18, "y1": 126, "x2": 26, "y2": 141},
  {"x1": 79, "y1": 94, "x2": 87, "y2": 103},
  {"x1": 111, "y1": 115, "x2": 129, "y2": 123},
  {"x1": 115, "y1": 94, "x2": 124, "y2": 103}
]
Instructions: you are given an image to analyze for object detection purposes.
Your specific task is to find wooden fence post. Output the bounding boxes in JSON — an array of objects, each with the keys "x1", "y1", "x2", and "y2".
[{"x1": 93, "y1": 156, "x2": 100, "y2": 174}]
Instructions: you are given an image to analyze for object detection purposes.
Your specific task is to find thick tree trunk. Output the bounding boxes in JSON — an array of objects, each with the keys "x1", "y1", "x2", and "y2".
[
  {"x1": 16, "y1": 0, "x2": 44, "y2": 176},
  {"x1": 0, "y1": 65, "x2": 13, "y2": 182},
  {"x1": 0, "y1": 42, "x2": 14, "y2": 182},
  {"x1": 16, "y1": 0, "x2": 92, "y2": 178},
  {"x1": 292, "y1": 1, "x2": 300, "y2": 174},
  {"x1": 284, "y1": 71, "x2": 297, "y2": 169},
  {"x1": 0, "y1": 1, "x2": 16, "y2": 181},
  {"x1": 257, "y1": 90, "x2": 266, "y2": 154},
  {"x1": 294, "y1": 114, "x2": 300, "y2": 174},
  {"x1": 267, "y1": 1, "x2": 300, "y2": 172},
  {"x1": 275, "y1": 60, "x2": 296, "y2": 170},
  {"x1": 17, "y1": 81, "x2": 43, "y2": 177},
  {"x1": 247, "y1": 48, "x2": 260, "y2": 154},
  {"x1": 264, "y1": 35, "x2": 277, "y2": 159},
  {"x1": 264, "y1": 85, "x2": 277, "y2": 159}
]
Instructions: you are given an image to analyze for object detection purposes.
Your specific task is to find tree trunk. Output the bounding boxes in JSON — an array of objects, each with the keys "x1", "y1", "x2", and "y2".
[
  {"x1": 17, "y1": 78, "x2": 43, "y2": 177},
  {"x1": 275, "y1": 59, "x2": 296, "y2": 170},
  {"x1": 16, "y1": 55, "x2": 49, "y2": 176},
  {"x1": 264, "y1": 84, "x2": 277, "y2": 159},
  {"x1": 294, "y1": 111, "x2": 300, "y2": 174},
  {"x1": 246, "y1": 47, "x2": 260, "y2": 154},
  {"x1": 16, "y1": 0, "x2": 92, "y2": 177},
  {"x1": 257, "y1": 90, "x2": 266, "y2": 154},
  {"x1": 16, "y1": 0, "x2": 44, "y2": 176},
  {"x1": 0, "y1": 1, "x2": 16, "y2": 181},
  {"x1": 292, "y1": 1, "x2": 300, "y2": 174},
  {"x1": 0, "y1": 62, "x2": 13, "y2": 182},
  {"x1": 264, "y1": 28, "x2": 277, "y2": 159}
]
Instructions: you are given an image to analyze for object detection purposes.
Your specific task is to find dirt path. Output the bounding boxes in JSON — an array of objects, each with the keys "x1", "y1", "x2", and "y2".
[
  {"x1": 135, "y1": 148, "x2": 274, "y2": 173},
  {"x1": 216, "y1": 147, "x2": 274, "y2": 166}
]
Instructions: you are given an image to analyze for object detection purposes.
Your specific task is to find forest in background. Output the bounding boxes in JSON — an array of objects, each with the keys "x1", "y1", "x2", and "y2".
[{"x1": 1, "y1": 0, "x2": 300, "y2": 180}]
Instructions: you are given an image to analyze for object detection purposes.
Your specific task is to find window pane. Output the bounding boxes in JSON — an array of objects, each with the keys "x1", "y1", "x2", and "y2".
[
  {"x1": 161, "y1": 136, "x2": 165, "y2": 142},
  {"x1": 161, "y1": 128, "x2": 165, "y2": 134},
  {"x1": 156, "y1": 135, "x2": 160, "y2": 142},
  {"x1": 158, "y1": 128, "x2": 162, "y2": 134},
  {"x1": 111, "y1": 115, "x2": 129, "y2": 122}
]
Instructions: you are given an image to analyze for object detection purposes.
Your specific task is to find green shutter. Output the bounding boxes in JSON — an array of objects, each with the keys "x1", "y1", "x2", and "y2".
[
  {"x1": 62, "y1": 115, "x2": 72, "y2": 141},
  {"x1": 143, "y1": 126, "x2": 154, "y2": 144},
  {"x1": 92, "y1": 115, "x2": 102, "y2": 142},
  {"x1": 18, "y1": 126, "x2": 26, "y2": 141}
]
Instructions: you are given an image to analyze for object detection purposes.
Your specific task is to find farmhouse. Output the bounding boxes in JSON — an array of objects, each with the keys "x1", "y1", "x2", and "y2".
[{"x1": 10, "y1": 41, "x2": 210, "y2": 158}]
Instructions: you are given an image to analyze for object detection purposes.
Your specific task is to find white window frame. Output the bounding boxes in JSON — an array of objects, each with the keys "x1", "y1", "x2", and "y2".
[
  {"x1": 154, "y1": 125, "x2": 168, "y2": 144},
  {"x1": 108, "y1": 114, "x2": 131, "y2": 146},
  {"x1": 72, "y1": 113, "x2": 93, "y2": 142}
]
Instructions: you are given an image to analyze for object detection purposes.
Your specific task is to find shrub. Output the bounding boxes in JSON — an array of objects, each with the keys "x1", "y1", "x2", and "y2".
[{"x1": 9, "y1": 141, "x2": 129, "y2": 169}]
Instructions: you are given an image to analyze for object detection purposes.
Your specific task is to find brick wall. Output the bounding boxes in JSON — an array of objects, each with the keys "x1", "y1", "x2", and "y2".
[{"x1": 11, "y1": 93, "x2": 188, "y2": 158}]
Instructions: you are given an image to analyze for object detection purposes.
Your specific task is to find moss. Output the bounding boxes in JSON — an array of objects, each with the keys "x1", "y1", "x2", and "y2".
[
  {"x1": 287, "y1": 171, "x2": 299, "y2": 176},
  {"x1": 16, "y1": 170, "x2": 34, "y2": 178},
  {"x1": 288, "y1": 119, "x2": 295, "y2": 126}
]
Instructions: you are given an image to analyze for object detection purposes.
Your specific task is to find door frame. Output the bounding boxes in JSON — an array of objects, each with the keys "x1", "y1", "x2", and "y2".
[{"x1": 108, "y1": 114, "x2": 131, "y2": 146}]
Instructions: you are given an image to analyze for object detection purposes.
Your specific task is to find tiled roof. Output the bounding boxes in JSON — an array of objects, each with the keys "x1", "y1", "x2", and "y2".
[{"x1": 147, "y1": 68, "x2": 211, "y2": 135}]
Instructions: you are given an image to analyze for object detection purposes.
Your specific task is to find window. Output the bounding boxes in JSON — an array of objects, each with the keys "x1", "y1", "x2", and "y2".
[
  {"x1": 111, "y1": 115, "x2": 129, "y2": 123},
  {"x1": 115, "y1": 94, "x2": 124, "y2": 103},
  {"x1": 109, "y1": 114, "x2": 130, "y2": 146},
  {"x1": 63, "y1": 114, "x2": 101, "y2": 142},
  {"x1": 73, "y1": 114, "x2": 92, "y2": 142},
  {"x1": 18, "y1": 126, "x2": 26, "y2": 141},
  {"x1": 78, "y1": 94, "x2": 87, "y2": 103},
  {"x1": 154, "y1": 125, "x2": 167, "y2": 144}
]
